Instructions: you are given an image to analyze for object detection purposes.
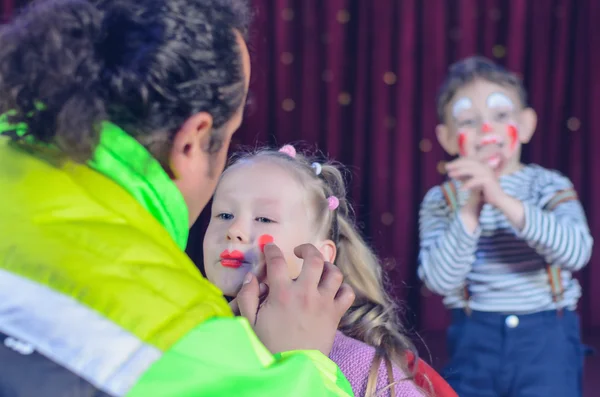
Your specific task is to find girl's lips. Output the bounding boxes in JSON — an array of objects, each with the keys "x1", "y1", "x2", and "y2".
[
  {"x1": 220, "y1": 250, "x2": 245, "y2": 269},
  {"x1": 220, "y1": 259, "x2": 244, "y2": 268}
]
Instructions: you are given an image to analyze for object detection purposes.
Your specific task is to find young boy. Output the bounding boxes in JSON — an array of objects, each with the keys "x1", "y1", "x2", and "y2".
[{"x1": 418, "y1": 56, "x2": 593, "y2": 397}]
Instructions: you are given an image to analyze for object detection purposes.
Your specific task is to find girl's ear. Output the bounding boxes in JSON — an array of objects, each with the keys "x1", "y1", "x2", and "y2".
[{"x1": 318, "y1": 239, "x2": 337, "y2": 263}]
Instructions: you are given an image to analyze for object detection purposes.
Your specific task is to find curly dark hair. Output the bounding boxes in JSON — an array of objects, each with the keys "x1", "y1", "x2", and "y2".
[
  {"x1": 0, "y1": 0, "x2": 251, "y2": 162},
  {"x1": 436, "y1": 56, "x2": 527, "y2": 123}
]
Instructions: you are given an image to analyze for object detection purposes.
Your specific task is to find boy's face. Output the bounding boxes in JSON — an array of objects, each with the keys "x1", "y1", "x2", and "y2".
[
  {"x1": 202, "y1": 160, "x2": 334, "y2": 297},
  {"x1": 436, "y1": 79, "x2": 537, "y2": 174}
]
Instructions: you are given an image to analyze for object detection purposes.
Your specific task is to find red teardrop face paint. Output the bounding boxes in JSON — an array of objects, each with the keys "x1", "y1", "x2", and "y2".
[
  {"x1": 258, "y1": 234, "x2": 274, "y2": 253},
  {"x1": 458, "y1": 132, "x2": 468, "y2": 156},
  {"x1": 508, "y1": 124, "x2": 518, "y2": 151}
]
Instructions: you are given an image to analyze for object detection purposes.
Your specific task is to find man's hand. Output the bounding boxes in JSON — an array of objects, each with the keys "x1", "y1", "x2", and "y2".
[
  {"x1": 229, "y1": 282, "x2": 268, "y2": 315},
  {"x1": 236, "y1": 243, "x2": 355, "y2": 356}
]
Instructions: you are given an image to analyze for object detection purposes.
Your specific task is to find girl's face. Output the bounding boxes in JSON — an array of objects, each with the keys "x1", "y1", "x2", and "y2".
[{"x1": 203, "y1": 160, "x2": 322, "y2": 297}]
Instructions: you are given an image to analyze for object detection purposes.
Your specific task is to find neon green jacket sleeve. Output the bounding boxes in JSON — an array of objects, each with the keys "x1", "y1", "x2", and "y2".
[{"x1": 127, "y1": 317, "x2": 354, "y2": 397}]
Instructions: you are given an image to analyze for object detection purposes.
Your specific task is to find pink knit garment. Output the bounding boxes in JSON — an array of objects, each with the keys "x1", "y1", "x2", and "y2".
[{"x1": 329, "y1": 331, "x2": 425, "y2": 397}]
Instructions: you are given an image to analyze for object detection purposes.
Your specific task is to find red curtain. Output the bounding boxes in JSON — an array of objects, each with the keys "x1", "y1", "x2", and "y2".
[
  {"x1": 2, "y1": 0, "x2": 598, "y2": 333},
  {"x1": 223, "y1": 0, "x2": 600, "y2": 333},
  {"x1": 1, "y1": 0, "x2": 10, "y2": 21}
]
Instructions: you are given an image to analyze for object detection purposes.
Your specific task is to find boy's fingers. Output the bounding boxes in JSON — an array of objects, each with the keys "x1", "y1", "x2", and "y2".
[
  {"x1": 461, "y1": 176, "x2": 485, "y2": 191},
  {"x1": 448, "y1": 168, "x2": 474, "y2": 180},
  {"x1": 448, "y1": 163, "x2": 489, "y2": 180},
  {"x1": 446, "y1": 158, "x2": 475, "y2": 169}
]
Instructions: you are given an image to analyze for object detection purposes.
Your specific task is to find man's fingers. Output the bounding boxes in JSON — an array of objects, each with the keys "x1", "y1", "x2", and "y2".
[
  {"x1": 259, "y1": 282, "x2": 269, "y2": 297},
  {"x1": 334, "y1": 283, "x2": 355, "y2": 317},
  {"x1": 229, "y1": 297, "x2": 240, "y2": 316},
  {"x1": 237, "y1": 273, "x2": 260, "y2": 325},
  {"x1": 318, "y1": 261, "x2": 344, "y2": 298},
  {"x1": 254, "y1": 261, "x2": 268, "y2": 284},
  {"x1": 263, "y1": 243, "x2": 291, "y2": 291},
  {"x1": 294, "y1": 244, "x2": 326, "y2": 288},
  {"x1": 257, "y1": 283, "x2": 269, "y2": 309}
]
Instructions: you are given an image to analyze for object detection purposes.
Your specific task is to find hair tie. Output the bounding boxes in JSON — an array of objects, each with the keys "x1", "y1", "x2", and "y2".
[
  {"x1": 311, "y1": 162, "x2": 322, "y2": 176},
  {"x1": 278, "y1": 144, "x2": 296, "y2": 158},
  {"x1": 327, "y1": 196, "x2": 339, "y2": 211}
]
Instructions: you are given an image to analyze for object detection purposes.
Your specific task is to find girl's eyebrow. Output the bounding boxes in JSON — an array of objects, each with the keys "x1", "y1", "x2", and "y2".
[{"x1": 252, "y1": 197, "x2": 281, "y2": 208}]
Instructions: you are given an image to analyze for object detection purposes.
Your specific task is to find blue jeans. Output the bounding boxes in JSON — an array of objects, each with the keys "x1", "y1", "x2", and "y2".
[{"x1": 444, "y1": 309, "x2": 584, "y2": 397}]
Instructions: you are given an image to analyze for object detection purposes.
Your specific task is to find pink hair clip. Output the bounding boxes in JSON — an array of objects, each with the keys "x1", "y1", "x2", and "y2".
[
  {"x1": 278, "y1": 144, "x2": 296, "y2": 158},
  {"x1": 327, "y1": 196, "x2": 339, "y2": 211}
]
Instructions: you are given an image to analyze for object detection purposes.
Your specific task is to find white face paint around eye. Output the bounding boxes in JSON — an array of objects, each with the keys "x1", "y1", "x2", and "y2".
[
  {"x1": 487, "y1": 92, "x2": 514, "y2": 109},
  {"x1": 452, "y1": 97, "x2": 473, "y2": 118}
]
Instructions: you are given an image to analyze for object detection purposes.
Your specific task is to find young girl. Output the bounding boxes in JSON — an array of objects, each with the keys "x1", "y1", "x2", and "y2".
[{"x1": 202, "y1": 144, "x2": 430, "y2": 396}]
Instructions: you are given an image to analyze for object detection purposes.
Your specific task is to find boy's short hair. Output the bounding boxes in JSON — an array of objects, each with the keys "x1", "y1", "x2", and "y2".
[{"x1": 436, "y1": 56, "x2": 527, "y2": 122}]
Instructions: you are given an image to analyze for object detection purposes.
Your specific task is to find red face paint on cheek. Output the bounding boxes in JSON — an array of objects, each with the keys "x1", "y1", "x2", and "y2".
[
  {"x1": 508, "y1": 125, "x2": 518, "y2": 151},
  {"x1": 458, "y1": 132, "x2": 467, "y2": 156},
  {"x1": 258, "y1": 234, "x2": 274, "y2": 253}
]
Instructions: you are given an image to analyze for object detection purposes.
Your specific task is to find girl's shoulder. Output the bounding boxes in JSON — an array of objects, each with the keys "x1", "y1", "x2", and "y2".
[{"x1": 329, "y1": 331, "x2": 426, "y2": 397}]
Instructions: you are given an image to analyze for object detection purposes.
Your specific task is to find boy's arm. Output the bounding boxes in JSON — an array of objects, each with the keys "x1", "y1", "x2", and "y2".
[
  {"x1": 499, "y1": 173, "x2": 593, "y2": 271},
  {"x1": 127, "y1": 316, "x2": 353, "y2": 397},
  {"x1": 417, "y1": 186, "x2": 480, "y2": 295}
]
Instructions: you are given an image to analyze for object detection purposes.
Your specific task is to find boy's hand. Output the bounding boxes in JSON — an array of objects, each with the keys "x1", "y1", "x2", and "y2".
[
  {"x1": 446, "y1": 158, "x2": 525, "y2": 230},
  {"x1": 446, "y1": 158, "x2": 507, "y2": 207},
  {"x1": 459, "y1": 189, "x2": 483, "y2": 234}
]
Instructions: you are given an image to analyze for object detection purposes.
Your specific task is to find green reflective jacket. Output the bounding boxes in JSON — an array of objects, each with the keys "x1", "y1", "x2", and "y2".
[{"x1": 0, "y1": 120, "x2": 354, "y2": 396}]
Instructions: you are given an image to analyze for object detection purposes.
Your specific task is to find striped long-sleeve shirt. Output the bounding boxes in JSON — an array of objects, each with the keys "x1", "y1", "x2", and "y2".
[{"x1": 418, "y1": 164, "x2": 593, "y2": 313}]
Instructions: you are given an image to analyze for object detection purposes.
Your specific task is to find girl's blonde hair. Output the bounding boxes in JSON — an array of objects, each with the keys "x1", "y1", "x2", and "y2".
[{"x1": 226, "y1": 146, "x2": 428, "y2": 396}]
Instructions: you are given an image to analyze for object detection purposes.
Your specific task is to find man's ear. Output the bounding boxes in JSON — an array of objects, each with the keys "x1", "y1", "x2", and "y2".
[
  {"x1": 436, "y1": 124, "x2": 458, "y2": 155},
  {"x1": 169, "y1": 112, "x2": 214, "y2": 179},
  {"x1": 319, "y1": 239, "x2": 337, "y2": 263},
  {"x1": 518, "y1": 108, "x2": 537, "y2": 144}
]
